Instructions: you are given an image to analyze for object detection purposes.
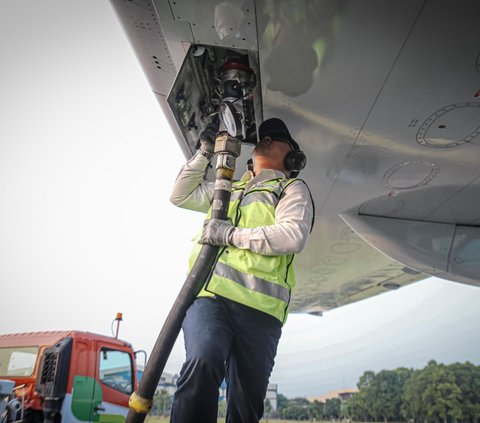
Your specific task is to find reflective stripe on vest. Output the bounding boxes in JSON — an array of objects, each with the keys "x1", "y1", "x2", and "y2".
[
  {"x1": 194, "y1": 177, "x2": 299, "y2": 323},
  {"x1": 213, "y1": 262, "x2": 291, "y2": 303}
]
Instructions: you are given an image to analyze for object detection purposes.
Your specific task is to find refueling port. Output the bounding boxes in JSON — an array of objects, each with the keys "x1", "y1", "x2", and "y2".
[
  {"x1": 220, "y1": 51, "x2": 256, "y2": 141},
  {"x1": 167, "y1": 45, "x2": 260, "y2": 150}
]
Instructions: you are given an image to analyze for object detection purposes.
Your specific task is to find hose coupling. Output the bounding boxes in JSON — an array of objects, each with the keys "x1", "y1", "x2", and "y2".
[
  {"x1": 128, "y1": 392, "x2": 153, "y2": 414},
  {"x1": 214, "y1": 133, "x2": 242, "y2": 157}
]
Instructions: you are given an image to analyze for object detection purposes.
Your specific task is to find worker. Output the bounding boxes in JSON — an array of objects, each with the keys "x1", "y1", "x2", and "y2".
[{"x1": 169, "y1": 118, "x2": 314, "y2": 423}]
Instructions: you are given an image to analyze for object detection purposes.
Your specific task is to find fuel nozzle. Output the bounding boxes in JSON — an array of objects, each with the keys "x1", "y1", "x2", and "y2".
[{"x1": 219, "y1": 52, "x2": 256, "y2": 143}]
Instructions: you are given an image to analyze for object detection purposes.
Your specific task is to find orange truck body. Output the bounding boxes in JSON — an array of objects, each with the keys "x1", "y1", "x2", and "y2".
[{"x1": 0, "y1": 331, "x2": 138, "y2": 423}]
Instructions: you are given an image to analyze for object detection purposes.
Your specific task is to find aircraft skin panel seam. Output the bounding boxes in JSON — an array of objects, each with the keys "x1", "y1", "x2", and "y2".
[
  {"x1": 336, "y1": 278, "x2": 392, "y2": 304},
  {"x1": 110, "y1": 0, "x2": 177, "y2": 96},
  {"x1": 445, "y1": 223, "x2": 458, "y2": 274},
  {"x1": 422, "y1": 172, "x2": 480, "y2": 222},
  {"x1": 164, "y1": 0, "x2": 176, "y2": 24},
  {"x1": 335, "y1": 276, "x2": 412, "y2": 305},
  {"x1": 252, "y1": 1, "x2": 264, "y2": 119},
  {"x1": 316, "y1": 0, "x2": 429, "y2": 213},
  {"x1": 249, "y1": 50, "x2": 264, "y2": 124},
  {"x1": 328, "y1": 273, "x2": 425, "y2": 309},
  {"x1": 356, "y1": 212, "x2": 469, "y2": 227},
  {"x1": 162, "y1": 0, "x2": 196, "y2": 45}
]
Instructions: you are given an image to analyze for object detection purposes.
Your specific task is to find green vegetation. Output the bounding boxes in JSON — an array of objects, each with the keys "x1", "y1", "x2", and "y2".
[
  {"x1": 273, "y1": 394, "x2": 340, "y2": 420},
  {"x1": 146, "y1": 419, "x2": 316, "y2": 423},
  {"x1": 146, "y1": 360, "x2": 480, "y2": 422},
  {"x1": 344, "y1": 360, "x2": 480, "y2": 422},
  {"x1": 150, "y1": 389, "x2": 173, "y2": 418}
]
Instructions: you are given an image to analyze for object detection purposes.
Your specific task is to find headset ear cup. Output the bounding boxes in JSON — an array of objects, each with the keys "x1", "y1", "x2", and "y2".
[
  {"x1": 247, "y1": 159, "x2": 254, "y2": 172},
  {"x1": 284, "y1": 150, "x2": 306, "y2": 175},
  {"x1": 284, "y1": 151, "x2": 295, "y2": 172},
  {"x1": 296, "y1": 150, "x2": 307, "y2": 171}
]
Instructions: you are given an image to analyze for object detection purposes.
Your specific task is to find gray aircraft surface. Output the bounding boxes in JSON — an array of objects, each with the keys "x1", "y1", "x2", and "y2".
[{"x1": 110, "y1": 0, "x2": 480, "y2": 315}]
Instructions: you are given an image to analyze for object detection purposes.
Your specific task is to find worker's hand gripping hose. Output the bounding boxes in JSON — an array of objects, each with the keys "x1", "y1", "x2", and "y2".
[{"x1": 125, "y1": 133, "x2": 242, "y2": 423}]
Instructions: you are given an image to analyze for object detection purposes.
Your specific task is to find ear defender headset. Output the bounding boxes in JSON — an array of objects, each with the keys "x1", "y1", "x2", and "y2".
[
  {"x1": 256, "y1": 118, "x2": 307, "y2": 178},
  {"x1": 284, "y1": 138, "x2": 306, "y2": 178}
]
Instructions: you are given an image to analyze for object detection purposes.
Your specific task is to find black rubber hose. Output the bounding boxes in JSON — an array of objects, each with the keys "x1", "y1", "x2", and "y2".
[{"x1": 125, "y1": 165, "x2": 234, "y2": 423}]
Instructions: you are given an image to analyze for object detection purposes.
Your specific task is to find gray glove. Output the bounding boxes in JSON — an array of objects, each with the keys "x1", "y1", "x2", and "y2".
[
  {"x1": 199, "y1": 218, "x2": 235, "y2": 247},
  {"x1": 198, "y1": 119, "x2": 219, "y2": 159}
]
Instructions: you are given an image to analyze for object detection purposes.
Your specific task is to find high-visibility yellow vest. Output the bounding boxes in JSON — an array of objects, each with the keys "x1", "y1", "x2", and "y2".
[{"x1": 189, "y1": 177, "x2": 299, "y2": 324}]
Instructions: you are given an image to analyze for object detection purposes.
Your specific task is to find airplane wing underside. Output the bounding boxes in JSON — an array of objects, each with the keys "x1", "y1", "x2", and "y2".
[{"x1": 110, "y1": 0, "x2": 480, "y2": 313}]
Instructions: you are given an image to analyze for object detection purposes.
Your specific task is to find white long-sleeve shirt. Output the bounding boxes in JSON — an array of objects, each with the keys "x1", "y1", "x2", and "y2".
[{"x1": 170, "y1": 152, "x2": 314, "y2": 256}]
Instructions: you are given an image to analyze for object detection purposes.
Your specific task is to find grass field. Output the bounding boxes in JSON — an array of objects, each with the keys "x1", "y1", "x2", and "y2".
[{"x1": 146, "y1": 420, "x2": 305, "y2": 423}]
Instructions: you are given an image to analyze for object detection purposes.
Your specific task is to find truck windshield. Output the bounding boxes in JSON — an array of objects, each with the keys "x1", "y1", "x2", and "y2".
[{"x1": 0, "y1": 346, "x2": 39, "y2": 377}]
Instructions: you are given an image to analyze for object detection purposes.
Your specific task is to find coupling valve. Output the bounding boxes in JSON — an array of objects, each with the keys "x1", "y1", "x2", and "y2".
[
  {"x1": 214, "y1": 133, "x2": 242, "y2": 157},
  {"x1": 214, "y1": 133, "x2": 242, "y2": 174}
]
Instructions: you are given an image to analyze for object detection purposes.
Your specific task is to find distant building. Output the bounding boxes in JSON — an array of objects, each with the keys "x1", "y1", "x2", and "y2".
[
  {"x1": 158, "y1": 371, "x2": 179, "y2": 396},
  {"x1": 307, "y1": 387, "x2": 358, "y2": 403},
  {"x1": 219, "y1": 380, "x2": 227, "y2": 401},
  {"x1": 137, "y1": 365, "x2": 278, "y2": 409},
  {"x1": 219, "y1": 381, "x2": 277, "y2": 409},
  {"x1": 137, "y1": 365, "x2": 178, "y2": 396},
  {"x1": 265, "y1": 383, "x2": 278, "y2": 411}
]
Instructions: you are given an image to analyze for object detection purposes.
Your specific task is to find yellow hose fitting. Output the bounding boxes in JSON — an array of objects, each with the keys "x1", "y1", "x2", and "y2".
[
  {"x1": 128, "y1": 392, "x2": 153, "y2": 414},
  {"x1": 217, "y1": 167, "x2": 234, "y2": 180}
]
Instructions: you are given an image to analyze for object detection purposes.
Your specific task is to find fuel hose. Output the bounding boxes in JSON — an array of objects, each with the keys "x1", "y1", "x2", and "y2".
[{"x1": 125, "y1": 133, "x2": 242, "y2": 423}]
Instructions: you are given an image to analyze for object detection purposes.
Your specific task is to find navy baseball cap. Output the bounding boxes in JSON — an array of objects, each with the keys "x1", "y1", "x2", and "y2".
[{"x1": 258, "y1": 118, "x2": 300, "y2": 151}]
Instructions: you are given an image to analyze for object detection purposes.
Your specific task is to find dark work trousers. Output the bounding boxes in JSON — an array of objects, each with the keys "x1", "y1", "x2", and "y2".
[{"x1": 170, "y1": 296, "x2": 282, "y2": 423}]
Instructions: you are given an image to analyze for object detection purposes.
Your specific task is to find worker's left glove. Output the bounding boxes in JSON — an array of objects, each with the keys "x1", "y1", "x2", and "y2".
[
  {"x1": 197, "y1": 118, "x2": 219, "y2": 160},
  {"x1": 199, "y1": 218, "x2": 235, "y2": 247}
]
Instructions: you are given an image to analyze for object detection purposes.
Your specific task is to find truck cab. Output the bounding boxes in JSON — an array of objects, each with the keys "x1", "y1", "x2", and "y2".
[{"x1": 0, "y1": 331, "x2": 138, "y2": 423}]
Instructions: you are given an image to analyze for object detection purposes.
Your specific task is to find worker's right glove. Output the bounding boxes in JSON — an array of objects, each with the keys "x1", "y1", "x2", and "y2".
[
  {"x1": 199, "y1": 218, "x2": 235, "y2": 247},
  {"x1": 198, "y1": 118, "x2": 219, "y2": 160}
]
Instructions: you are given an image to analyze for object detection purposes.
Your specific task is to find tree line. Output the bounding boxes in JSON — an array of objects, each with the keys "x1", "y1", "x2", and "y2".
[
  {"x1": 344, "y1": 360, "x2": 480, "y2": 423},
  {"x1": 149, "y1": 389, "x2": 343, "y2": 420},
  {"x1": 272, "y1": 395, "x2": 341, "y2": 420},
  {"x1": 149, "y1": 360, "x2": 480, "y2": 422}
]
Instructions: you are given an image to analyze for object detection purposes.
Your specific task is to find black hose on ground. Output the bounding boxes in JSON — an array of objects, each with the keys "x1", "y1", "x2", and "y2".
[{"x1": 125, "y1": 134, "x2": 241, "y2": 423}]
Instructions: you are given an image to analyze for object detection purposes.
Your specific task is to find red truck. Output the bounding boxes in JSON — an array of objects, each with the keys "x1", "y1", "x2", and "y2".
[{"x1": 0, "y1": 331, "x2": 139, "y2": 423}]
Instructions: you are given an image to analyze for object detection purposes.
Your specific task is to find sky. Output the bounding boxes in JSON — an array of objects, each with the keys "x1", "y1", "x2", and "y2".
[{"x1": 1, "y1": 0, "x2": 480, "y2": 398}]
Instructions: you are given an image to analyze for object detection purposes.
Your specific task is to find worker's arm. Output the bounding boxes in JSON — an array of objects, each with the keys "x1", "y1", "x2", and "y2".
[
  {"x1": 170, "y1": 152, "x2": 215, "y2": 213},
  {"x1": 200, "y1": 181, "x2": 314, "y2": 255},
  {"x1": 230, "y1": 180, "x2": 314, "y2": 255}
]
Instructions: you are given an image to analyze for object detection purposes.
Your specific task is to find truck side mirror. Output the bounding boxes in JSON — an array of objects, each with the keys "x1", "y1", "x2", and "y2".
[{"x1": 134, "y1": 350, "x2": 147, "y2": 368}]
